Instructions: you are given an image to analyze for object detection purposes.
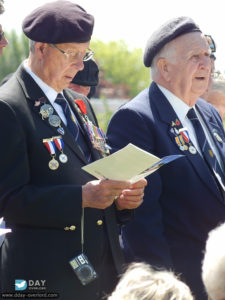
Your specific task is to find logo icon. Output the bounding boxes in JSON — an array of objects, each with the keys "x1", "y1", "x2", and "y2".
[{"x1": 15, "y1": 279, "x2": 27, "y2": 291}]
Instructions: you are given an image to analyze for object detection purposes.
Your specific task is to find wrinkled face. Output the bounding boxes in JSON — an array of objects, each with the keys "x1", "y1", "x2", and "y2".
[
  {"x1": 38, "y1": 42, "x2": 90, "y2": 92},
  {"x1": 68, "y1": 83, "x2": 91, "y2": 96},
  {"x1": 0, "y1": 25, "x2": 8, "y2": 55},
  {"x1": 164, "y1": 32, "x2": 211, "y2": 104}
]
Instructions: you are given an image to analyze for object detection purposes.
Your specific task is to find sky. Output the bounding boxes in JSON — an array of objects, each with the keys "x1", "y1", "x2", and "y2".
[{"x1": 1, "y1": 0, "x2": 225, "y2": 72}]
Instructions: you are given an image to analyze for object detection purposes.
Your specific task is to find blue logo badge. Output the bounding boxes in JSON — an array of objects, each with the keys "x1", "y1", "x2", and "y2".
[{"x1": 15, "y1": 279, "x2": 27, "y2": 291}]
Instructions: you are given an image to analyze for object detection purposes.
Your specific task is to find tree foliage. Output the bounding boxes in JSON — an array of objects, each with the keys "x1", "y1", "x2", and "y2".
[
  {"x1": 91, "y1": 39, "x2": 151, "y2": 97},
  {"x1": 0, "y1": 30, "x2": 29, "y2": 82},
  {"x1": 0, "y1": 31, "x2": 151, "y2": 98}
]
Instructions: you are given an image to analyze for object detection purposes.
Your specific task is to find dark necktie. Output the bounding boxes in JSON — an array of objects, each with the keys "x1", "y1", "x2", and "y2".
[
  {"x1": 55, "y1": 93, "x2": 91, "y2": 162},
  {"x1": 187, "y1": 108, "x2": 225, "y2": 191}
]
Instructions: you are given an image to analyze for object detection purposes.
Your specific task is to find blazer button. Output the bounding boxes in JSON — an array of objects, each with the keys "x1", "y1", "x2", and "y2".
[
  {"x1": 97, "y1": 220, "x2": 103, "y2": 226},
  {"x1": 64, "y1": 227, "x2": 70, "y2": 231},
  {"x1": 70, "y1": 225, "x2": 76, "y2": 231}
]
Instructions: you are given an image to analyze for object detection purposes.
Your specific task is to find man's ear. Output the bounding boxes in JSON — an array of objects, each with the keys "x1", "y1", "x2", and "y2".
[
  {"x1": 157, "y1": 58, "x2": 171, "y2": 82},
  {"x1": 35, "y1": 42, "x2": 48, "y2": 59}
]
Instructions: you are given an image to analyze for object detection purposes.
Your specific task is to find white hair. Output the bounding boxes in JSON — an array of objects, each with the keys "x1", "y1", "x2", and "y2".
[
  {"x1": 202, "y1": 222, "x2": 225, "y2": 300},
  {"x1": 108, "y1": 262, "x2": 193, "y2": 300},
  {"x1": 29, "y1": 40, "x2": 36, "y2": 53}
]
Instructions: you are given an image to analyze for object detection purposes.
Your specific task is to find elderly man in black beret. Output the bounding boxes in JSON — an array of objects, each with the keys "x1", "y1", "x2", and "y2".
[
  {"x1": 107, "y1": 16, "x2": 225, "y2": 300},
  {"x1": 0, "y1": 1, "x2": 146, "y2": 299}
]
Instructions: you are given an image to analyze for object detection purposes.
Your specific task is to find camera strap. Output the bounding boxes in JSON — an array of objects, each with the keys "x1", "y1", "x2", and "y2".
[
  {"x1": 81, "y1": 207, "x2": 84, "y2": 253},
  {"x1": 68, "y1": 207, "x2": 98, "y2": 285}
]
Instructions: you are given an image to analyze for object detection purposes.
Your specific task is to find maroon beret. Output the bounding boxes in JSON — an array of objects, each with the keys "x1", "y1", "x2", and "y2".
[
  {"x1": 144, "y1": 16, "x2": 201, "y2": 67},
  {"x1": 22, "y1": 1, "x2": 94, "y2": 43}
]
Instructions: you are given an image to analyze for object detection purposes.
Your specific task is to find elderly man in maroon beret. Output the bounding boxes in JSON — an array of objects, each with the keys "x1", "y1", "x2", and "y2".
[{"x1": 0, "y1": 1, "x2": 146, "y2": 299}]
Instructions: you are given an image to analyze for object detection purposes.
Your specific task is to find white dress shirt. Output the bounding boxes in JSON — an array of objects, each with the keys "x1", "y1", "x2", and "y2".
[{"x1": 157, "y1": 84, "x2": 223, "y2": 168}]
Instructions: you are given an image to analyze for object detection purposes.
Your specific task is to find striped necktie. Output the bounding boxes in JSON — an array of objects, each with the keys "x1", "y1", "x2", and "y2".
[
  {"x1": 55, "y1": 93, "x2": 91, "y2": 162},
  {"x1": 187, "y1": 108, "x2": 225, "y2": 192}
]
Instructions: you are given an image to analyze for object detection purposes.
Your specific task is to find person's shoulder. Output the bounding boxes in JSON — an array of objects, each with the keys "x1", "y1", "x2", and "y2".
[
  {"x1": 198, "y1": 97, "x2": 223, "y2": 123},
  {"x1": 198, "y1": 97, "x2": 218, "y2": 113},
  {"x1": 121, "y1": 88, "x2": 150, "y2": 111}
]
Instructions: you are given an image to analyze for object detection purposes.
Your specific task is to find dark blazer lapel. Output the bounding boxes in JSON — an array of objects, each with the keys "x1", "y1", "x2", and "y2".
[
  {"x1": 151, "y1": 82, "x2": 223, "y2": 201},
  {"x1": 64, "y1": 90, "x2": 102, "y2": 161},
  {"x1": 196, "y1": 102, "x2": 225, "y2": 171},
  {"x1": 15, "y1": 64, "x2": 88, "y2": 164}
]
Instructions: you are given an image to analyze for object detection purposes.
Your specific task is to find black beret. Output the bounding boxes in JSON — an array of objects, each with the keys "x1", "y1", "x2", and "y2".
[
  {"x1": 71, "y1": 59, "x2": 99, "y2": 86},
  {"x1": 22, "y1": 1, "x2": 94, "y2": 43},
  {"x1": 144, "y1": 16, "x2": 201, "y2": 67}
]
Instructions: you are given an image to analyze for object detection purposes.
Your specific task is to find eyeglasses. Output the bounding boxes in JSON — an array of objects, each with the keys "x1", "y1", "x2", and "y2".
[
  {"x1": 0, "y1": 31, "x2": 5, "y2": 41},
  {"x1": 50, "y1": 44, "x2": 94, "y2": 62},
  {"x1": 205, "y1": 35, "x2": 216, "y2": 53}
]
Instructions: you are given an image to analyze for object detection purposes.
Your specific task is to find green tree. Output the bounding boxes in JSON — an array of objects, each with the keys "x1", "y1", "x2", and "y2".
[
  {"x1": 91, "y1": 39, "x2": 151, "y2": 98},
  {"x1": 0, "y1": 32, "x2": 151, "y2": 99},
  {"x1": 0, "y1": 30, "x2": 29, "y2": 82}
]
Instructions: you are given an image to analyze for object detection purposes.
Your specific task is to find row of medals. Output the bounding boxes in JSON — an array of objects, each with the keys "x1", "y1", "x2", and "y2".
[
  {"x1": 40, "y1": 104, "x2": 68, "y2": 170},
  {"x1": 171, "y1": 123, "x2": 197, "y2": 155},
  {"x1": 40, "y1": 102, "x2": 109, "y2": 170},
  {"x1": 172, "y1": 122, "x2": 223, "y2": 155},
  {"x1": 43, "y1": 136, "x2": 68, "y2": 170}
]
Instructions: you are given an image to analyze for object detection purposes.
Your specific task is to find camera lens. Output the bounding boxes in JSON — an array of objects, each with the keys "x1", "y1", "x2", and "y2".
[{"x1": 78, "y1": 265, "x2": 93, "y2": 280}]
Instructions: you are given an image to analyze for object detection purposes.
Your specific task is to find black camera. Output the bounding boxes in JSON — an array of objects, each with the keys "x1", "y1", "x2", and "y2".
[{"x1": 69, "y1": 253, "x2": 98, "y2": 286}]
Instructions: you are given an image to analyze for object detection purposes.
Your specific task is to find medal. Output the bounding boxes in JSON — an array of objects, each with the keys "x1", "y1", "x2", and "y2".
[
  {"x1": 53, "y1": 136, "x2": 68, "y2": 163},
  {"x1": 189, "y1": 145, "x2": 197, "y2": 154},
  {"x1": 59, "y1": 153, "x2": 68, "y2": 163},
  {"x1": 214, "y1": 132, "x2": 223, "y2": 143},
  {"x1": 171, "y1": 121, "x2": 176, "y2": 127},
  {"x1": 57, "y1": 127, "x2": 65, "y2": 135},
  {"x1": 48, "y1": 115, "x2": 61, "y2": 127},
  {"x1": 74, "y1": 98, "x2": 110, "y2": 156},
  {"x1": 40, "y1": 104, "x2": 54, "y2": 119},
  {"x1": 43, "y1": 138, "x2": 59, "y2": 170},
  {"x1": 49, "y1": 158, "x2": 59, "y2": 170},
  {"x1": 208, "y1": 149, "x2": 214, "y2": 158},
  {"x1": 180, "y1": 145, "x2": 185, "y2": 151},
  {"x1": 35, "y1": 97, "x2": 46, "y2": 107}
]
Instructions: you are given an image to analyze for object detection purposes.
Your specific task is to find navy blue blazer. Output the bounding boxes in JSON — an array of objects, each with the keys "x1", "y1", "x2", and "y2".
[{"x1": 107, "y1": 82, "x2": 225, "y2": 300}]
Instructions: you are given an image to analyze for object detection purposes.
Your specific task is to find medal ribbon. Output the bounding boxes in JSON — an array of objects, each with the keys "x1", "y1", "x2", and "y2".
[
  {"x1": 180, "y1": 130, "x2": 190, "y2": 143},
  {"x1": 53, "y1": 136, "x2": 64, "y2": 153},
  {"x1": 43, "y1": 140, "x2": 56, "y2": 156}
]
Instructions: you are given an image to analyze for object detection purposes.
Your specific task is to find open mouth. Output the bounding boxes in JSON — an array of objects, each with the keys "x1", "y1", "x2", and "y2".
[{"x1": 195, "y1": 76, "x2": 205, "y2": 80}]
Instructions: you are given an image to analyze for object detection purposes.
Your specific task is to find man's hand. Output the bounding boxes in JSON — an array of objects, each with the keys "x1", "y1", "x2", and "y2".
[
  {"x1": 82, "y1": 179, "x2": 131, "y2": 209},
  {"x1": 115, "y1": 178, "x2": 147, "y2": 210},
  {"x1": 82, "y1": 178, "x2": 147, "y2": 210}
]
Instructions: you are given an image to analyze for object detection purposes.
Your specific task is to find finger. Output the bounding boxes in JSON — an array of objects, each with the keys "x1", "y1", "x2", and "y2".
[
  {"x1": 130, "y1": 178, "x2": 147, "y2": 189},
  {"x1": 120, "y1": 195, "x2": 144, "y2": 203},
  {"x1": 116, "y1": 197, "x2": 144, "y2": 210},
  {"x1": 122, "y1": 188, "x2": 145, "y2": 197},
  {"x1": 100, "y1": 179, "x2": 131, "y2": 190}
]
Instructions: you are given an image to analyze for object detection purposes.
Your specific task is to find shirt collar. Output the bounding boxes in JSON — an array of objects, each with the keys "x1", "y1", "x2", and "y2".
[
  {"x1": 157, "y1": 84, "x2": 193, "y2": 123},
  {"x1": 23, "y1": 60, "x2": 62, "y2": 104}
]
